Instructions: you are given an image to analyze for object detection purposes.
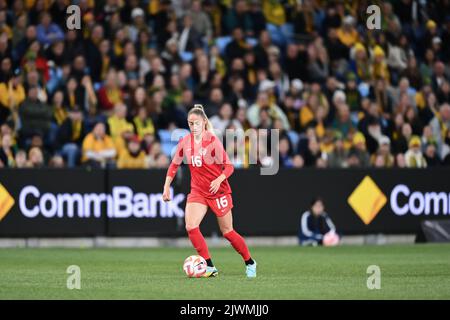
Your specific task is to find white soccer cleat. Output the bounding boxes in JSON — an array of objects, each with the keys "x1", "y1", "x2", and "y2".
[
  {"x1": 246, "y1": 261, "x2": 257, "y2": 278},
  {"x1": 203, "y1": 266, "x2": 218, "y2": 277}
]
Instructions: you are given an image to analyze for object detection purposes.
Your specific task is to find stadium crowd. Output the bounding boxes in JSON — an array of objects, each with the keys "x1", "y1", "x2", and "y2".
[{"x1": 0, "y1": 0, "x2": 450, "y2": 169}]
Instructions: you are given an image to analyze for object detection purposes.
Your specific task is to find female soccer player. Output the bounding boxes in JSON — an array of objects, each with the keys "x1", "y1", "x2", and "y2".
[{"x1": 162, "y1": 105, "x2": 257, "y2": 278}]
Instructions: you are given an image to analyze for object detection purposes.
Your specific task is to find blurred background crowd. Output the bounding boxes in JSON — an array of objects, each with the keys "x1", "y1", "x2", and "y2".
[{"x1": 1, "y1": 0, "x2": 450, "y2": 169}]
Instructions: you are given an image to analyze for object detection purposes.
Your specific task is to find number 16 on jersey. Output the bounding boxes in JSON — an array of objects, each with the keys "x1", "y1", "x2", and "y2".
[{"x1": 191, "y1": 155, "x2": 202, "y2": 167}]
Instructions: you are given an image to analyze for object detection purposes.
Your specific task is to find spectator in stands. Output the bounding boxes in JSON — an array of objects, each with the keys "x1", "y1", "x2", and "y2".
[
  {"x1": 371, "y1": 136, "x2": 395, "y2": 168},
  {"x1": 81, "y1": 122, "x2": 116, "y2": 168},
  {"x1": 210, "y1": 102, "x2": 242, "y2": 137},
  {"x1": 11, "y1": 13, "x2": 27, "y2": 49},
  {"x1": 28, "y1": 146, "x2": 44, "y2": 168},
  {"x1": 178, "y1": 13, "x2": 201, "y2": 55},
  {"x1": 48, "y1": 154, "x2": 64, "y2": 168},
  {"x1": 225, "y1": 27, "x2": 250, "y2": 63},
  {"x1": 57, "y1": 107, "x2": 86, "y2": 168},
  {"x1": 133, "y1": 105, "x2": 155, "y2": 140},
  {"x1": 327, "y1": 132, "x2": 348, "y2": 168},
  {"x1": 14, "y1": 149, "x2": 28, "y2": 168},
  {"x1": 51, "y1": 90, "x2": 66, "y2": 126},
  {"x1": 371, "y1": 45, "x2": 390, "y2": 82},
  {"x1": 442, "y1": 130, "x2": 450, "y2": 165},
  {"x1": 345, "y1": 73, "x2": 361, "y2": 115},
  {"x1": 224, "y1": 0, "x2": 253, "y2": 35},
  {"x1": 349, "y1": 42, "x2": 371, "y2": 83},
  {"x1": 107, "y1": 102, "x2": 132, "y2": 149},
  {"x1": 204, "y1": 87, "x2": 223, "y2": 118},
  {"x1": 279, "y1": 135, "x2": 294, "y2": 168},
  {"x1": 262, "y1": 0, "x2": 291, "y2": 46},
  {"x1": 147, "y1": 140, "x2": 164, "y2": 168},
  {"x1": 423, "y1": 140, "x2": 441, "y2": 167},
  {"x1": 247, "y1": 1, "x2": 266, "y2": 37},
  {"x1": 332, "y1": 103, "x2": 354, "y2": 137},
  {"x1": 0, "y1": 132, "x2": 15, "y2": 167},
  {"x1": 405, "y1": 135, "x2": 427, "y2": 168},
  {"x1": 301, "y1": 136, "x2": 323, "y2": 167},
  {"x1": 36, "y1": 12, "x2": 64, "y2": 47},
  {"x1": 0, "y1": 68, "x2": 25, "y2": 124},
  {"x1": 141, "y1": 129, "x2": 157, "y2": 155},
  {"x1": 247, "y1": 89, "x2": 289, "y2": 130},
  {"x1": 307, "y1": 43, "x2": 330, "y2": 84},
  {"x1": 285, "y1": 43, "x2": 306, "y2": 81},
  {"x1": 29, "y1": 134, "x2": 50, "y2": 164},
  {"x1": 63, "y1": 77, "x2": 86, "y2": 112},
  {"x1": 347, "y1": 132, "x2": 370, "y2": 167},
  {"x1": 153, "y1": 152, "x2": 170, "y2": 168},
  {"x1": 25, "y1": 68, "x2": 48, "y2": 102},
  {"x1": 393, "y1": 121, "x2": 412, "y2": 155},
  {"x1": 337, "y1": 16, "x2": 359, "y2": 48},
  {"x1": 298, "y1": 197, "x2": 339, "y2": 246},
  {"x1": 128, "y1": 8, "x2": 147, "y2": 44},
  {"x1": 269, "y1": 61, "x2": 290, "y2": 101},
  {"x1": 193, "y1": 53, "x2": 212, "y2": 102},
  {"x1": 188, "y1": 0, "x2": 213, "y2": 44},
  {"x1": 429, "y1": 103, "x2": 450, "y2": 154},
  {"x1": 98, "y1": 69, "x2": 124, "y2": 113},
  {"x1": 117, "y1": 135, "x2": 147, "y2": 169},
  {"x1": 18, "y1": 86, "x2": 53, "y2": 145},
  {"x1": 1, "y1": 57, "x2": 13, "y2": 83}
]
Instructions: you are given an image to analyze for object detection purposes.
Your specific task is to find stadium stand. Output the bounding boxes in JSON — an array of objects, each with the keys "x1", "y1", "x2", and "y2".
[{"x1": 0, "y1": 0, "x2": 450, "y2": 169}]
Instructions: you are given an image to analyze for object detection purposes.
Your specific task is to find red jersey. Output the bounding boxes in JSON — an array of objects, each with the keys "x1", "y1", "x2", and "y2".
[{"x1": 166, "y1": 131, "x2": 234, "y2": 199}]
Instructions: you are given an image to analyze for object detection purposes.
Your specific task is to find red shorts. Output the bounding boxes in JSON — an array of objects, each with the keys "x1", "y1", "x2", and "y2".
[{"x1": 186, "y1": 192, "x2": 234, "y2": 217}]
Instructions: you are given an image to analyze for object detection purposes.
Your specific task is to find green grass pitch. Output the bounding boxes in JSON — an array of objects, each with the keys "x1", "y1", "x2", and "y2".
[{"x1": 0, "y1": 244, "x2": 449, "y2": 299}]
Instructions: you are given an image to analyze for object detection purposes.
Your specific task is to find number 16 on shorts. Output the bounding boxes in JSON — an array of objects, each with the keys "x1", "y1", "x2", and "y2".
[
  {"x1": 211, "y1": 194, "x2": 233, "y2": 216},
  {"x1": 216, "y1": 195, "x2": 228, "y2": 209}
]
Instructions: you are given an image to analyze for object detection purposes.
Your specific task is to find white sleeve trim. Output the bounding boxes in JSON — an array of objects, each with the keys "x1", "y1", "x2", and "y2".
[{"x1": 301, "y1": 211, "x2": 313, "y2": 237}]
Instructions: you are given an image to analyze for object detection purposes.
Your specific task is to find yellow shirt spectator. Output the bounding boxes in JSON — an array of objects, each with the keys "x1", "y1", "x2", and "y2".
[
  {"x1": 81, "y1": 126, "x2": 116, "y2": 163},
  {"x1": 371, "y1": 46, "x2": 390, "y2": 82},
  {"x1": 108, "y1": 116, "x2": 134, "y2": 155},
  {"x1": 108, "y1": 115, "x2": 133, "y2": 140},
  {"x1": 299, "y1": 105, "x2": 314, "y2": 129},
  {"x1": 0, "y1": 81, "x2": 26, "y2": 109},
  {"x1": 117, "y1": 136, "x2": 148, "y2": 169},
  {"x1": 263, "y1": 0, "x2": 286, "y2": 26},
  {"x1": 337, "y1": 18, "x2": 359, "y2": 47},
  {"x1": 337, "y1": 28, "x2": 359, "y2": 47},
  {"x1": 133, "y1": 115, "x2": 155, "y2": 140},
  {"x1": 117, "y1": 150, "x2": 147, "y2": 169},
  {"x1": 0, "y1": 24, "x2": 12, "y2": 39}
]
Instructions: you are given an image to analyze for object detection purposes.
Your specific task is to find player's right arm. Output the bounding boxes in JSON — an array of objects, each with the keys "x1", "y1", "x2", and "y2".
[{"x1": 163, "y1": 137, "x2": 185, "y2": 201}]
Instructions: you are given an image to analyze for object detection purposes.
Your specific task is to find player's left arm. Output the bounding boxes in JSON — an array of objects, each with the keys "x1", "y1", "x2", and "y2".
[
  {"x1": 163, "y1": 137, "x2": 185, "y2": 201},
  {"x1": 209, "y1": 137, "x2": 234, "y2": 194}
]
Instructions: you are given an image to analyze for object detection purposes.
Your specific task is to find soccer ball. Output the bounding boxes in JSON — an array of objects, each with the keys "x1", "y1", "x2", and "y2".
[
  {"x1": 183, "y1": 255, "x2": 207, "y2": 278},
  {"x1": 323, "y1": 231, "x2": 340, "y2": 246}
]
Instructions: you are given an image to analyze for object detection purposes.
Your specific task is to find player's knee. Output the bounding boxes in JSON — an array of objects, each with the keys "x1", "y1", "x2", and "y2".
[
  {"x1": 220, "y1": 226, "x2": 234, "y2": 235},
  {"x1": 185, "y1": 224, "x2": 199, "y2": 232}
]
